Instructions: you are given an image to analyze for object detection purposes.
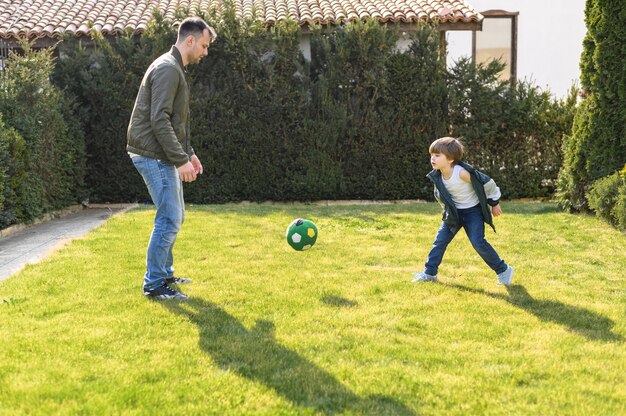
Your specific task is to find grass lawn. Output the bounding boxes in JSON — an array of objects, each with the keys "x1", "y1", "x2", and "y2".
[{"x1": 0, "y1": 201, "x2": 624, "y2": 415}]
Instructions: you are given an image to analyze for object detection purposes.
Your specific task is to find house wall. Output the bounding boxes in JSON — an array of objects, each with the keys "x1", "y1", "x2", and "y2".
[
  {"x1": 446, "y1": 0, "x2": 586, "y2": 98},
  {"x1": 298, "y1": 29, "x2": 415, "y2": 60},
  {"x1": 299, "y1": 33, "x2": 312, "y2": 61}
]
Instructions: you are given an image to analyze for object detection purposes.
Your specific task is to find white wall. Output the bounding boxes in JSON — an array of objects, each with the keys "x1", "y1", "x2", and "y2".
[
  {"x1": 447, "y1": 0, "x2": 586, "y2": 98},
  {"x1": 299, "y1": 33, "x2": 311, "y2": 61}
]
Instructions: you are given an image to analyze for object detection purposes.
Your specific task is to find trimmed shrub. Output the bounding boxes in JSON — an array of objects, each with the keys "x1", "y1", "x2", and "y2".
[
  {"x1": 448, "y1": 58, "x2": 576, "y2": 198},
  {"x1": 0, "y1": 117, "x2": 7, "y2": 211},
  {"x1": 54, "y1": 27, "x2": 167, "y2": 203},
  {"x1": 51, "y1": 7, "x2": 573, "y2": 204},
  {"x1": 186, "y1": 12, "x2": 316, "y2": 202},
  {"x1": 616, "y1": 176, "x2": 626, "y2": 231},
  {"x1": 309, "y1": 22, "x2": 448, "y2": 200},
  {"x1": 587, "y1": 166, "x2": 626, "y2": 230},
  {"x1": 0, "y1": 43, "x2": 85, "y2": 227},
  {"x1": 0, "y1": 115, "x2": 25, "y2": 228}
]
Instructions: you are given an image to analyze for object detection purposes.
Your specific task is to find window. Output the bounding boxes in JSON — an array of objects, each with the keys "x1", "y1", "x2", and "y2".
[{"x1": 473, "y1": 11, "x2": 518, "y2": 81}]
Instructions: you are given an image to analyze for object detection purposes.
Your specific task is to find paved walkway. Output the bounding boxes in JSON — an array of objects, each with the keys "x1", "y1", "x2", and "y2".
[{"x1": 0, "y1": 204, "x2": 135, "y2": 282}]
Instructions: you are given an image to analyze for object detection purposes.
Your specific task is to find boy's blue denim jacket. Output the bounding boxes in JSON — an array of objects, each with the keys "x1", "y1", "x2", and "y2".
[{"x1": 426, "y1": 161, "x2": 501, "y2": 232}]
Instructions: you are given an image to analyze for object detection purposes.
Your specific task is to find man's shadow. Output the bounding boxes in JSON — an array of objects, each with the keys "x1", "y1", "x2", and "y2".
[
  {"x1": 443, "y1": 283, "x2": 623, "y2": 342},
  {"x1": 163, "y1": 298, "x2": 416, "y2": 415}
]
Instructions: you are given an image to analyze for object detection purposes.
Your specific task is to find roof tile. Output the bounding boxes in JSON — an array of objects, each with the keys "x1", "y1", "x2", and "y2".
[{"x1": 0, "y1": 0, "x2": 482, "y2": 40}]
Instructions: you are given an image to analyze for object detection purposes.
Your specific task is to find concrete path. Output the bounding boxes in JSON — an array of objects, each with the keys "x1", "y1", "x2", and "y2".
[{"x1": 0, "y1": 204, "x2": 135, "y2": 282}]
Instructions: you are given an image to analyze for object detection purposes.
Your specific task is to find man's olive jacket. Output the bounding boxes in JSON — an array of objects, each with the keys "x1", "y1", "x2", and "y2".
[{"x1": 127, "y1": 46, "x2": 195, "y2": 167}]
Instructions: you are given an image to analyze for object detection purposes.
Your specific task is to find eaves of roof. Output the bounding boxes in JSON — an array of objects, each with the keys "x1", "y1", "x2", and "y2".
[{"x1": 0, "y1": 0, "x2": 483, "y2": 44}]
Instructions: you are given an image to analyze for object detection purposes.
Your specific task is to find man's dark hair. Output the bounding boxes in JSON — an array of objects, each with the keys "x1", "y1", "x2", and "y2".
[{"x1": 177, "y1": 17, "x2": 209, "y2": 40}]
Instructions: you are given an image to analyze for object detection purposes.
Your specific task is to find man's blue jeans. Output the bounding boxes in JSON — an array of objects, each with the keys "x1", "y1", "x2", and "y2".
[
  {"x1": 424, "y1": 204, "x2": 507, "y2": 276},
  {"x1": 131, "y1": 155, "x2": 185, "y2": 290}
]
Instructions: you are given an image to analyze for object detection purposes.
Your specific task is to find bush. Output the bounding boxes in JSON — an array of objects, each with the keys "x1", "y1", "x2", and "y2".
[
  {"x1": 307, "y1": 21, "x2": 448, "y2": 200},
  {"x1": 187, "y1": 12, "x2": 316, "y2": 202},
  {"x1": 0, "y1": 114, "x2": 23, "y2": 227},
  {"x1": 448, "y1": 58, "x2": 576, "y2": 198},
  {"x1": 615, "y1": 177, "x2": 626, "y2": 231},
  {"x1": 54, "y1": 25, "x2": 168, "y2": 203},
  {"x1": 0, "y1": 43, "x2": 85, "y2": 228},
  {"x1": 587, "y1": 166, "x2": 626, "y2": 230},
  {"x1": 51, "y1": 8, "x2": 572, "y2": 204}
]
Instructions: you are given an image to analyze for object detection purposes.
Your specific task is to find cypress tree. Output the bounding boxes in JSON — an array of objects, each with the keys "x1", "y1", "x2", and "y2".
[{"x1": 558, "y1": 0, "x2": 626, "y2": 211}]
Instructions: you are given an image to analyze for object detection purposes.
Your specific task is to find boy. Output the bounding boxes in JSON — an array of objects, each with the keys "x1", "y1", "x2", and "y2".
[{"x1": 412, "y1": 137, "x2": 514, "y2": 286}]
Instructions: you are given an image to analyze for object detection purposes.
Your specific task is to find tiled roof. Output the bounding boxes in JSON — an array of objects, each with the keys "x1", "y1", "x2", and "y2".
[{"x1": 0, "y1": 0, "x2": 482, "y2": 41}]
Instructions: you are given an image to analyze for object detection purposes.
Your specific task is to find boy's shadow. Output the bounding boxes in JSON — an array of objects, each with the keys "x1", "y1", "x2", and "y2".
[
  {"x1": 162, "y1": 298, "x2": 416, "y2": 415},
  {"x1": 443, "y1": 283, "x2": 623, "y2": 342}
]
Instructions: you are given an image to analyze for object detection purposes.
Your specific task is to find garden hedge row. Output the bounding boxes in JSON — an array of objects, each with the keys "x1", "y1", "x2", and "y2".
[
  {"x1": 0, "y1": 45, "x2": 85, "y2": 228},
  {"x1": 53, "y1": 10, "x2": 574, "y2": 204},
  {"x1": 1, "y1": 8, "x2": 575, "y2": 228}
]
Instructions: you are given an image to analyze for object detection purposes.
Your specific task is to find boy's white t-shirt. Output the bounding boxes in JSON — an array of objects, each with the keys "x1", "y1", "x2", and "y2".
[{"x1": 442, "y1": 164, "x2": 480, "y2": 209}]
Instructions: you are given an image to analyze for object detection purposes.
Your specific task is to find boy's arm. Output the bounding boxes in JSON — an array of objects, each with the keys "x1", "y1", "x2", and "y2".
[
  {"x1": 482, "y1": 177, "x2": 503, "y2": 215},
  {"x1": 483, "y1": 179, "x2": 501, "y2": 205},
  {"x1": 460, "y1": 167, "x2": 501, "y2": 206}
]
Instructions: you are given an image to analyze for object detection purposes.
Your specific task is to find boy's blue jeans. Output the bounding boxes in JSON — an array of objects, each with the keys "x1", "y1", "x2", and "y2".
[
  {"x1": 131, "y1": 155, "x2": 185, "y2": 291},
  {"x1": 425, "y1": 204, "x2": 507, "y2": 276}
]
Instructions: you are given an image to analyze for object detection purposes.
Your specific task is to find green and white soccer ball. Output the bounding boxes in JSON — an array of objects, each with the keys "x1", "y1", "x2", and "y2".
[{"x1": 286, "y1": 218, "x2": 318, "y2": 251}]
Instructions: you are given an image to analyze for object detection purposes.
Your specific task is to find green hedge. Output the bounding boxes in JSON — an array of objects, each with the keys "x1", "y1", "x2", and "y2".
[
  {"x1": 0, "y1": 44, "x2": 85, "y2": 228},
  {"x1": 49, "y1": 8, "x2": 574, "y2": 204},
  {"x1": 0, "y1": 8, "x2": 579, "y2": 230},
  {"x1": 0, "y1": 114, "x2": 25, "y2": 227},
  {"x1": 54, "y1": 29, "x2": 165, "y2": 203},
  {"x1": 449, "y1": 59, "x2": 577, "y2": 198}
]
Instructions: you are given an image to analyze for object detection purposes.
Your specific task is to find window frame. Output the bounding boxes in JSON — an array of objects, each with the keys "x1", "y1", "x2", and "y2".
[{"x1": 472, "y1": 10, "x2": 519, "y2": 82}]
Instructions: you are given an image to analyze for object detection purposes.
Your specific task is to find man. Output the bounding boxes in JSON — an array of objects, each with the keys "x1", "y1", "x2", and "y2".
[{"x1": 127, "y1": 17, "x2": 217, "y2": 300}]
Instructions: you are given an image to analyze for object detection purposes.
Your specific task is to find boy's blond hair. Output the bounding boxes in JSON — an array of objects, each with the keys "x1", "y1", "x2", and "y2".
[{"x1": 429, "y1": 137, "x2": 464, "y2": 162}]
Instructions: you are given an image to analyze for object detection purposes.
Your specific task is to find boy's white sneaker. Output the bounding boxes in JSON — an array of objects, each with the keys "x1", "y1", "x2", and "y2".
[
  {"x1": 412, "y1": 272, "x2": 438, "y2": 283},
  {"x1": 497, "y1": 266, "x2": 514, "y2": 286}
]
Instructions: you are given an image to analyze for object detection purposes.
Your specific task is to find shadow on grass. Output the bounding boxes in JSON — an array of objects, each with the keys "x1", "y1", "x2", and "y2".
[
  {"x1": 163, "y1": 297, "x2": 416, "y2": 415},
  {"x1": 443, "y1": 283, "x2": 623, "y2": 342},
  {"x1": 321, "y1": 295, "x2": 358, "y2": 308}
]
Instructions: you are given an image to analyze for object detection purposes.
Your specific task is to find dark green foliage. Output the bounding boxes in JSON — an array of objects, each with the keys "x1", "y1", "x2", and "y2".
[
  {"x1": 309, "y1": 23, "x2": 448, "y2": 199},
  {"x1": 449, "y1": 59, "x2": 576, "y2": 198},
  {"x1": 47, "y1": 7, "x2": 573, "y2": 204},
  {"x1": 0, "y1": 44, "x2": 85, "y2": 228},
  {"x1": 53, "y1": 18, "x2": 175, "y2": 203},
  {"x1": 0, "y1": 116, "x2": 7, "y2": 211},
  {"x1": 186, "y1": 11, "x2": 316, "y2": 202},
  {"x1": 0, "y1": 120, "x2": 26, "y2": 227},
  {"x1": 189, "y1": 16, "x2": 446, "y2": 202},
  {"x1": 558, "y1": 0, "x2": 626, "y2": 211},
  {"x1": 587, "y1": 166, "x2": 626, "y2": 230}
]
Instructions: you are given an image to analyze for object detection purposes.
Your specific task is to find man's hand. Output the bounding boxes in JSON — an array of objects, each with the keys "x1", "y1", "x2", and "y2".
[
  {"x1": 177, "y1": 161, "x2": 197, "y2": 182},
  {"x1": 190, "y1": 154, "x2": 203, "y2": 175},
  {"x1": 492, "y1": 204, "x2": 503, "y2": 217}
]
